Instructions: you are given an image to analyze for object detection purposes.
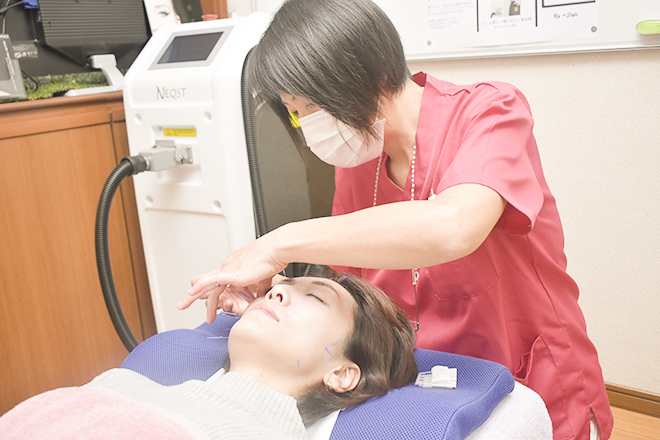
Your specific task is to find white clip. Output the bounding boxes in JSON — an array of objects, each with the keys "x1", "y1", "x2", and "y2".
[
  {"x1": 415, "y1": 365, "x2": 457, "y2": 389},
  {"x1": 431, "y1": 365, "x2": 457, "y2": 388}
]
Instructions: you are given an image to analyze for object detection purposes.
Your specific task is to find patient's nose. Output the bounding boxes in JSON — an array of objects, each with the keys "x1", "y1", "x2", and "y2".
[{"x1": 265, "y1": 285, "x2": 289, "y2": 305}]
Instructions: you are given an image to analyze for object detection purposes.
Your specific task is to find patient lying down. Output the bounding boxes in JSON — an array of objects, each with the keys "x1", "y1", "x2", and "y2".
[{"x1": 0, "y1": 267, "x2": 418, "y2": 439}]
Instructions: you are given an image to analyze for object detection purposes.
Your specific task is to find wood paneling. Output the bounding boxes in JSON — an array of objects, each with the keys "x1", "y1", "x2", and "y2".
[
  {"x1": 0, "y1": 93, "x2": 155, "y2": 415},
  {"x1": 608, "y1": 384, "x2": 660, "y2": 419}
]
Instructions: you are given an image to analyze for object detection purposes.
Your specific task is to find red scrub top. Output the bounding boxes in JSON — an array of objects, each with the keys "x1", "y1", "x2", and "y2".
[{"x1": 332, "y1": 73, "x2": 613, "y2": 440}]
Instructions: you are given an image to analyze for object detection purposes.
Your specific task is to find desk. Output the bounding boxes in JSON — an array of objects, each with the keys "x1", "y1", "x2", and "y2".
[{"x1": 0, "y1": 92, "x2": 156, "y2": 415}]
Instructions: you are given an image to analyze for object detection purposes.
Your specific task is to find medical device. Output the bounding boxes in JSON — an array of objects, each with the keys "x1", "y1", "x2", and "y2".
[
  {"x1": 98, "y1": 12, "x2": 334, "y2": 351},
  {"x1": 120, "y1": 13, "x2": 272, "y2": 336}
]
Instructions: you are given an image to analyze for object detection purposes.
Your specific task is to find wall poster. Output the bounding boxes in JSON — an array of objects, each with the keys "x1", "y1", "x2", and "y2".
[{"x1": 423, "y1": 0, "x2": 598, "y2": 50}]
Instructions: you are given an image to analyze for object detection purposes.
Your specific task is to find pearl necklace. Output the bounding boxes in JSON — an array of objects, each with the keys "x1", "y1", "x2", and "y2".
[{"x1": 373, "y1": 146, "x2": 420, "y2": 332}]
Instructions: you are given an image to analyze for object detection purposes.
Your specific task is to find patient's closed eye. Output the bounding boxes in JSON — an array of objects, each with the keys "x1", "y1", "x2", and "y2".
[{"x1": 307, "y1": 293, "x2": 325, "y2": 304}]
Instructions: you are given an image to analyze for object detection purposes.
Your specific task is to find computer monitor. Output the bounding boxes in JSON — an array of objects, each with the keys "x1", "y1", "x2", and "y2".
[{"x1": 3, "y1": 0, "x2": 151, "y2": 77}]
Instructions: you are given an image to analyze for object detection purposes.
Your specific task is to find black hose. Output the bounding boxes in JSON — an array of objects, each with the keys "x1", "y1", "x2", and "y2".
[
  {"x1": 242, "y1": 49, "x2": 269, "y2": 237},
  {"x1": 95, "y1": 155, "x2": 148, "y2": 352}
]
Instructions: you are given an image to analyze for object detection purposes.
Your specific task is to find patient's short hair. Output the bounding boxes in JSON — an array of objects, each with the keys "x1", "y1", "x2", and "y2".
[{"x1": 295, "y1": 265, "x2": 418, "y2": 426}]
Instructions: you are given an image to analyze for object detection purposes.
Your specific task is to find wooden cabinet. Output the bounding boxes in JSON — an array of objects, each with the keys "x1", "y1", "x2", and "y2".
[{"x1": 0, "y1": 92, "x2": 156, "y2": 415}]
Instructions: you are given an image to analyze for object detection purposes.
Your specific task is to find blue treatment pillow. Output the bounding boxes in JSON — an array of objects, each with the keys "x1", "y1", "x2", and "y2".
[
  {"x1": 122, "y1": 313, "x2": 514, "y2": 440},
  {"x1": 121, "y1": 313, "x2": 238, "y2": 385},
  {"x1": 329, "y1": 349, "x2": 514, "y2": 440}
]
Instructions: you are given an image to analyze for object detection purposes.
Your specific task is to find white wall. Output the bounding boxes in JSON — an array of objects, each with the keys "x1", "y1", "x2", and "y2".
[{"x1": 238, "y1": 0, "x2": 660, "y2": 396}]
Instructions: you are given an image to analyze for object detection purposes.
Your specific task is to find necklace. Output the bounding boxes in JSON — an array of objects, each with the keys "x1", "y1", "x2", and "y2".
[{"x1": 373, "y1": 146, "x2": 420, "y2": 332}]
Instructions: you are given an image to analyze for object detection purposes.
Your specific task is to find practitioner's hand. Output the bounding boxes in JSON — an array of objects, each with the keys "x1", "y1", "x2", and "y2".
[
  {"x1": 177, "y1": 282, "x2": 258, "y2": 323},
  {"x1": 178, "y1": 280, "x2": 268, "y2": 323},
  {"x1": 177, "y1": 235, "x2": 289, "y2": 322},
  {"x1": 209, "y1": 284, "x2": 255, "y2": 321}
]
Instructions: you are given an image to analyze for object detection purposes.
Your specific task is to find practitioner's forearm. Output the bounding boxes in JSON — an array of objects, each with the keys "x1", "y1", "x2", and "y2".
[{"x1": 274, "y1": 184, "x2": 505, "y2": 270}]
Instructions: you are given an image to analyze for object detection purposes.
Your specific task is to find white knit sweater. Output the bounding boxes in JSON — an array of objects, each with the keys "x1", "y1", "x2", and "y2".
[{"x1": 85, "y1": 368, "x2": 307, "y2": 440}]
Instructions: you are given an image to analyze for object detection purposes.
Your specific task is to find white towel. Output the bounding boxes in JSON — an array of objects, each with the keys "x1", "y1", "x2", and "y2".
[{"x1": 466, "y1": 382, "x2": 553, "y2": 440}]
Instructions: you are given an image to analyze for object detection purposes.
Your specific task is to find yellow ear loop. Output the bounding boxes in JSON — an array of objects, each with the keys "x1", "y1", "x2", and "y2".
[{"x1": 288, "y1": 109, "x2": 301, "y2": 128}]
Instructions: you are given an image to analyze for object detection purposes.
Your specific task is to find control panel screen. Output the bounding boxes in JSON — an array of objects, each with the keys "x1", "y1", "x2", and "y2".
[{"x1": 157, "y1": 32, "x2": 224, "y2": 64}]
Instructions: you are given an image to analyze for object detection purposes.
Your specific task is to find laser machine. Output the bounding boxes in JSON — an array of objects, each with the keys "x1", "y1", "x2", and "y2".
[
  {"x1": 123, "y1": 13, "x2": 270, "y2": 333},
  {"x1": 119, "y1": 13, "x2": 334, "y2": 336},
  {"x1": 122, "y1": 13, "x2": 268, "y2": 333}
]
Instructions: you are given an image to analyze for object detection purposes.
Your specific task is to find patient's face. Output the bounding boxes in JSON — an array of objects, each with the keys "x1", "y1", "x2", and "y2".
[{"x1": 228, "y1": 277, "x2": 355, "y2": 394}]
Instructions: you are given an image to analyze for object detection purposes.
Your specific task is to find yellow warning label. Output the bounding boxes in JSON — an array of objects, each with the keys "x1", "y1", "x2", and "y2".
[{"x1": 164, "y1": 128, "x2": 197, "y2": 137}]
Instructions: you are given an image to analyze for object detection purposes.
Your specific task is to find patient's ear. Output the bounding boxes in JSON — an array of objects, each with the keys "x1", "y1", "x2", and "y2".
[{"x1": 324, "y1": 362, "x2": 361, "y2": 393}]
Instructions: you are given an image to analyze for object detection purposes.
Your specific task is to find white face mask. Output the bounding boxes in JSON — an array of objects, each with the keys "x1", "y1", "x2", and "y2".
[{"x1": 299, "y1": 109, "x2": 385, "y2": 168}]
